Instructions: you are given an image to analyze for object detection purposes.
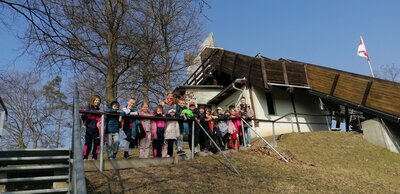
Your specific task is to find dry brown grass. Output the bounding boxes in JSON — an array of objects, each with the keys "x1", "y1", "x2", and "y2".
[{"x1": 86, "y1": 131, "x2": 400, "y2": 193}]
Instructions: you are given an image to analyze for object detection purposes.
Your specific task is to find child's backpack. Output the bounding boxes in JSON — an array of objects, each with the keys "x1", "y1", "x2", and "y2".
[{"x1": 132, "y1": 119, "x2": 146, "y2": 139}]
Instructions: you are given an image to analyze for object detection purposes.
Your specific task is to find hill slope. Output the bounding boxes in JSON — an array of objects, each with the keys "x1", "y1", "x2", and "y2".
[{"x1": 86, "y1": 131, "x2": 400, "y2": 193}]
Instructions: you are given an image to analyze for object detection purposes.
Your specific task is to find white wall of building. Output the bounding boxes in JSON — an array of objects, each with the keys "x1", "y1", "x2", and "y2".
[
  {"x1": 183, "y1": 87, "x2": 222, "y2": 105},
  {"x1": 216, "y1": 90, "x2": 243, "y2": 111},
  {"x1": 251, "y1": 85, "x2": 328, "y2": 137},
  {"x1": 186, "y1": 85, "x2": 329, "y2": 139}
]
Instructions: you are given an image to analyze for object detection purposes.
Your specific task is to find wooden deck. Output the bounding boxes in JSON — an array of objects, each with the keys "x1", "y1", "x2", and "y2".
[{"x1": 184, "y1": 47, "x2": 400, "y2": 122}]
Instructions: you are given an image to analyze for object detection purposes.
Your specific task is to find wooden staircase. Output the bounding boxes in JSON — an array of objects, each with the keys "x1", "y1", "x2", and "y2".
[{"x1": 0, "y1": 148, "x2": 70, "y2": 193}]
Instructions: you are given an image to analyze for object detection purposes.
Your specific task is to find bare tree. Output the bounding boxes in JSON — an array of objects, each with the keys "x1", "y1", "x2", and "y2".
[
  {"x1": 376, "y1": 63, "x2": 400, "y2": 82},
  {"x1": 0, "y1": 0, "x2": 140, "y2": 104},
  {"x1": 149, "y1": 0, "x2": 202, "y2": 91},
  {"x1": 0, "y1": 72, "x2": 68, "y2": 148},
  {"x1": 126, "y1": 0, "x2": 202, "y2": 105},
  {"x1": 0, "y1": 0, "x2": 205, "y2": 107}
]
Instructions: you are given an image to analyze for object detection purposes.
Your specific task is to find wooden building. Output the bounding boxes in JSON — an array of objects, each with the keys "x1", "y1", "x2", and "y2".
[{"x1": 176, "y1": 47, "x2": 400, "y2": 150}]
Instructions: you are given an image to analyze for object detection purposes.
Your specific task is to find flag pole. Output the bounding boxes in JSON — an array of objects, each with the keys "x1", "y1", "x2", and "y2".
[
  {"x1": 367, "y1": 59, "x2": 375, "y2": 78},
  {"x1": 358, "y1": 36, "x2": 375, "y2": 78}
]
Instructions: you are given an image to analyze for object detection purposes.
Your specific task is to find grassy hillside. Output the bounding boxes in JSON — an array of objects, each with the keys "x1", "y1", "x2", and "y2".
[{"x1": 86, "y1": 131, "x2": 400, "y2": 193}]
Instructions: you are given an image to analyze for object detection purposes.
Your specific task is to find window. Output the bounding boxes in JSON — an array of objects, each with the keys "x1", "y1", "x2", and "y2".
[{"x1": 265, "y1": 92, "x2": 276, "y2": 115}]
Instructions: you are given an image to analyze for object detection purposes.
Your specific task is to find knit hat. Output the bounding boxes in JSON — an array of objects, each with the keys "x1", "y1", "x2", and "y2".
[
  {"x1": 216, "y1": 107, "x2": 223, "y2": 111},
  {"x1": 189, "y1": 101, "x2": 196, "y2": 106},
  {"x1": 168, "y1": 109, "x2": 176, "y2": 114}
]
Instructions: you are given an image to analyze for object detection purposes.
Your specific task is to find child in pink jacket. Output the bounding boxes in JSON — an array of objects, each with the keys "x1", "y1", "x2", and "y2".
[{"x1": 138, "y1": 103, "x2": 157, "y2": 158}]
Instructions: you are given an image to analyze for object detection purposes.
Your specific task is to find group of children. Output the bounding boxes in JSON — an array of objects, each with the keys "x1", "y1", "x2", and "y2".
[{"x1": 81, "y1": 92, "x2": 254, "y2": 160}]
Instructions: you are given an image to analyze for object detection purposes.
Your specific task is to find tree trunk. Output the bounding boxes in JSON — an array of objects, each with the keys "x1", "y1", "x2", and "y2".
[
  {"x1": 165, "y1": 55, "x2": 172, "y2": 91},
  {"x1": 163, "y1": 32, "x2": 172, "y2": 91},
  {"x1": 142, "y1": 73, "x2": 150, "y2": 104},
  {"x1": 33, "y1": 132, "x2": 38, "y2": 148},
  {"x1": 105, "y1": 1, "x2": 119, "y2": 105},
  {"x1": 18, "y1": 130, "x2": 25, "y2": 148},
  {"x1": 55, "y1": 111, "x2": 63, "y2": 148},
  {"x1": 106, "y1": 65, "x2": 117, "y2": 105}
]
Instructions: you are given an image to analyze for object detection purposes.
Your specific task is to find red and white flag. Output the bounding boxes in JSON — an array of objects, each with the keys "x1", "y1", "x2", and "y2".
[{"x1": 357, "y1": 36, "x2": 369, "y2": 60}]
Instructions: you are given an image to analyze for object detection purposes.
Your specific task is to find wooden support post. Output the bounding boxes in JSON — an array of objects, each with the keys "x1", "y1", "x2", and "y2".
[
  {"x1": 330, "y1": 74, "x2": 340, "y2": 96},
  {"x1": 289, "y1": 89, "x2": 301, "y2": 132},
  {"x1": 260, "y1": 58, "x2": 269, "y2": 89},
  {"x1": 361, "y1": 81, "x2": 373, "y2": 106},
  {"x1": 282, "y1": 61, "x2": 289, "y2": 85}
]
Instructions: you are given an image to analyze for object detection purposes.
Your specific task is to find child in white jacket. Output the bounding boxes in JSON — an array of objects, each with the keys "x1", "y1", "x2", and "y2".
[{"x1": 164, "y1": 109, "x2": 180, "y2": 157}]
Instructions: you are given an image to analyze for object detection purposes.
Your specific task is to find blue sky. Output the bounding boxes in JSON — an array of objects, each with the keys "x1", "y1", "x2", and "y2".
[
  {"x1": 203, "y1": 0, "x2": 400, "y2": 77},
  {"x1": 1, "y1": 1, "x2": 400, "y2": 77}
]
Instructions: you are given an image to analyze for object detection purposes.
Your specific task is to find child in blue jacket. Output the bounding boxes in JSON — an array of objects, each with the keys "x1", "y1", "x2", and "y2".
[{"x1": 106, "y1": 101, "x2": 123, "y2": 160}]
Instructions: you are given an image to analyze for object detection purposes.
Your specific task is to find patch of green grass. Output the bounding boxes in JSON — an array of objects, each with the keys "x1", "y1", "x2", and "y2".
[{"x1": 86, "y1": 131, "x2": 400, "y2": 193}]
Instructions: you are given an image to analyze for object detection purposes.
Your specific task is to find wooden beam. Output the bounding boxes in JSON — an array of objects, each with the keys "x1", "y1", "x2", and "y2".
[
  {"x1": 260, "y1": 58, "x2": 269, "y2": 89},
  {"x1": 282, "y1": 61, "x2": 289, "y2": 85},
  {"x1": 361, "y1": 81, "x2": 373, "y2": 106},
  {"x1": 231, "y1": 54, "x2": 238, "y2": 78},
  {"x1": 329, "y1": 74, "x2": 340, "y2": 96},
  {"x1": 218, "y1": 50, "x2": 225, "y2": 76},
  {"x1": 304, "y1": 64, "x2": 310, "y2": 86},
  {"x1": 290, "y1": 91, "x2": 301, "y2": 132},
  {"x1": 247, "y1": 59, "x2": 253, "y2": 83}
]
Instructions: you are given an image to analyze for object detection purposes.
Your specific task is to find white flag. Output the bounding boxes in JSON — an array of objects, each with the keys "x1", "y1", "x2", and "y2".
[{"x1": 357, "y1": 36, "x2": 369, "y2": 60}]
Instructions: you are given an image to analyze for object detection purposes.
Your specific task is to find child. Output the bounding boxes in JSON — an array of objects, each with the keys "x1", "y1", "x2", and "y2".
[
  {"x1": 186, "y1": 101, "x2": 199, "y2": 153},
  {"x1": 121, "y1": 98, "x2": 139, "y2": 158},
  {"x1": 229, "y1": 109, "x2": 240, "y2": 150},
  {"x1": 153, "y1": 106, "x2": 165, "y2": 157},
  {"x1": 106, "y1": 101, "x2": 123, "y2": 160},
  {"x1": 198, "y1": 106, "x2": 211, "y2": 152},
  {"x1": 175, "y1": 99, "x2": 187, "y2": 155},
  {"x1": 138, "y1": 103, "x2": 157, "y2": 158},
  {"x1": 164, "y1": 109, "x2": 180, "y2": 157},
  {"x1": 216, "y1": 108, "x2": 230, "y2": 150},
  {"x1": 206, "y1": 108, "x2": 214, "y2": 134},
  {"x1": 81, "y1": 95, "x2": 102, "y2": 160}
]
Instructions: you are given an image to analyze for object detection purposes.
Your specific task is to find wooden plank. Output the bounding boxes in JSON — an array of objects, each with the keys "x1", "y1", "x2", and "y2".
[
  {"x1": 365, "y1": 79, "x2": 400, "y2": 116},
  {"x1": 249, "y1": 60, "x2": 263, "y2": 88},
  {"x1": 221, "y1": 52, "x2": 235, "y2": 74},
  {"x1": 286, "y1": 62, "x2": 307, "y2": 85},
  {"x1": 333, "y1": 73, "x2": 370, "y2": 104},
  {"x1": 247, "y1": 59, "x2": 253, "y2": 80},
  {"x1": 265, "y1": 60, "x2": 284, "y2": 83},
  {"x1": 231, "y1": 54, "x2": 238, "y2": 78},
  {"x1": 218, "y1": 50, "x2": 225, "y2": 75},
  {"x1": 306, "y1": 65, "x2": 338, "y2": 94}
]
